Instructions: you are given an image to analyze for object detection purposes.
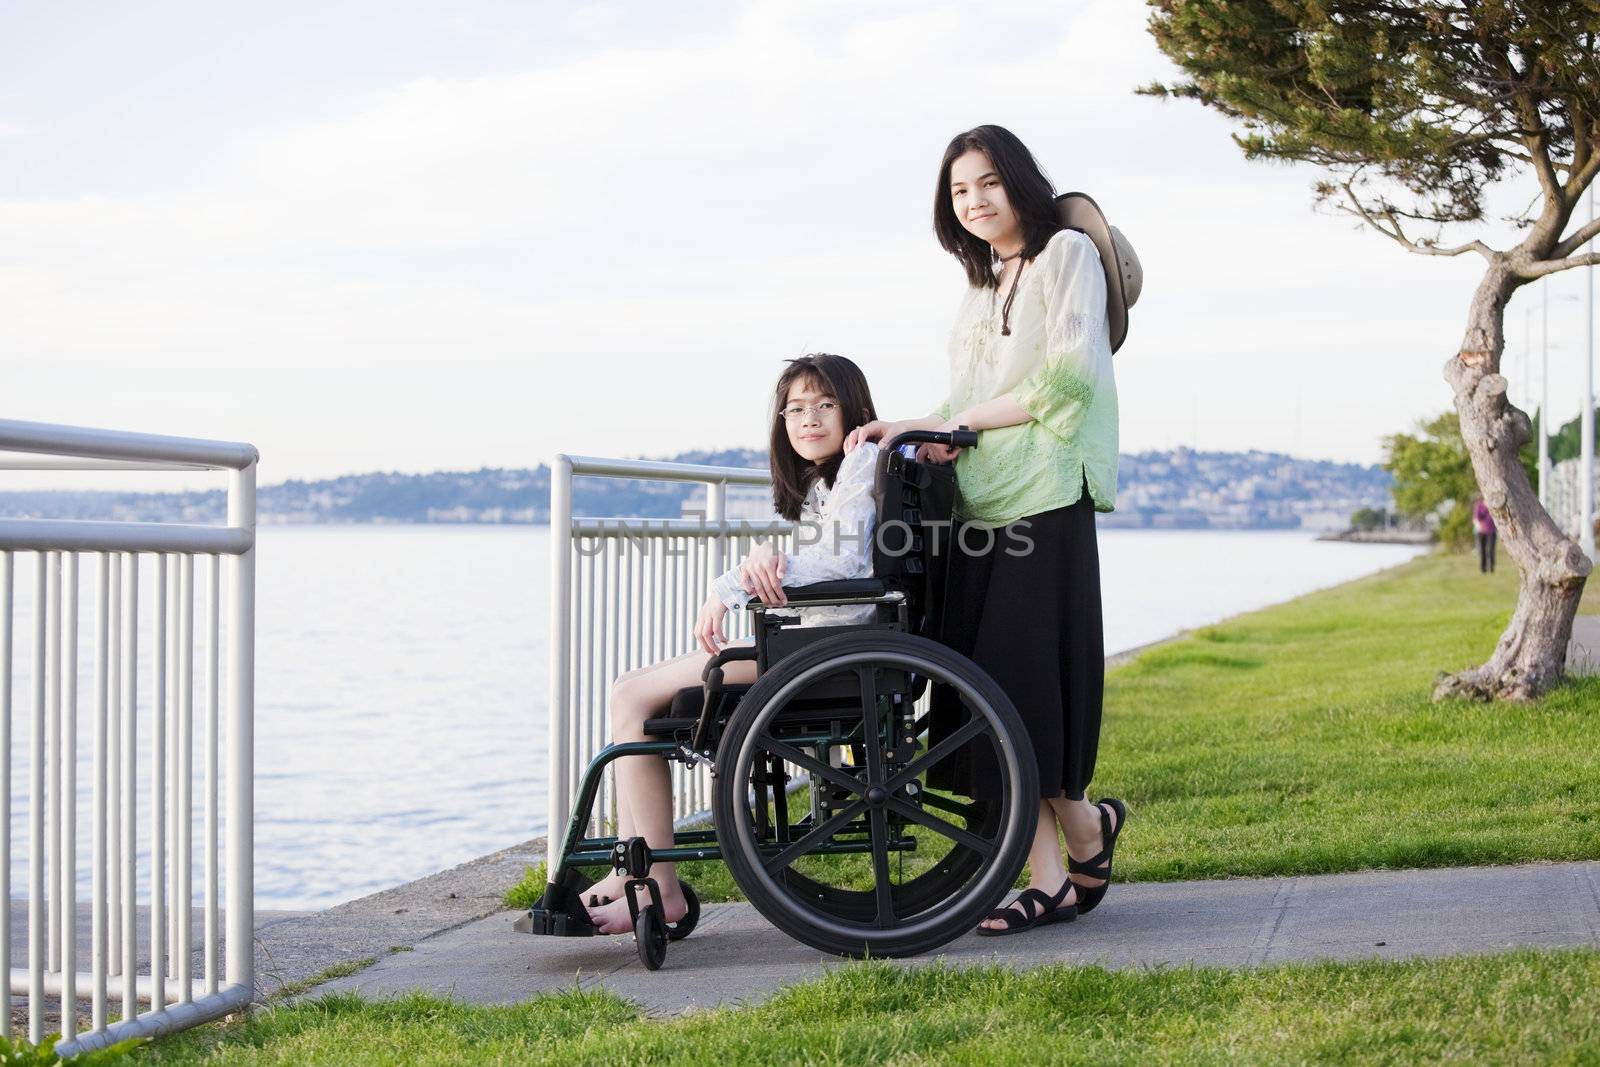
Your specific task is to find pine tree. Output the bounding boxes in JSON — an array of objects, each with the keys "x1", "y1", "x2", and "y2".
[{"x1": 1141, "y1": 0, "x2": 1600, "y2": 701}]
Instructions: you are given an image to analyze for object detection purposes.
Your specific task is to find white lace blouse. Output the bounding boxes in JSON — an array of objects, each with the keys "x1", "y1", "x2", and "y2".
[
  {"x1": 709, "y1": 441, "x2": 880, "y2": 628},
  {"x1": 935, "y1": 227, "x2": 1119, "y2": 527}
]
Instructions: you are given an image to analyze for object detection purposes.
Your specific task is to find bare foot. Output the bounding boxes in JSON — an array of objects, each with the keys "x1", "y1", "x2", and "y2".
[
  {"x1": 587, "y1": 882, "x2": 690, "y2": 935},
  {"x1": 580, "y1": 873, "x2": 629, "y2": 909}
]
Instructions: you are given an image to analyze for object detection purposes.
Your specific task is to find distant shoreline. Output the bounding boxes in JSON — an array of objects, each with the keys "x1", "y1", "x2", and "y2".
[
  {"x1": 241, "y1": 521, "x2": 1411, "y2": 536},
  {"x1": 1315, "y1": 528, "x2": 1435, "y2": 545},
  {"x1": 0, "y1": 444, "x2": 1396, "y2": 532}
]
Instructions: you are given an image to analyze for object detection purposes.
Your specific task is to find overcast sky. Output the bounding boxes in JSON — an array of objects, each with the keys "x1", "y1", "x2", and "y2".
[{"x1": 4, "y1": 0, "x2": 1597, "y2": 492}]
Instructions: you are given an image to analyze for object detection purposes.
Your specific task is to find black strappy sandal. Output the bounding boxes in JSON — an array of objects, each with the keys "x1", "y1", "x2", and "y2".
[
  {"x1": 1068, "y1": 797, "x2": 1127, "y2": 916},
  {"x1": 974, "y1": 878, "x2": 1077, "y2": 937}
]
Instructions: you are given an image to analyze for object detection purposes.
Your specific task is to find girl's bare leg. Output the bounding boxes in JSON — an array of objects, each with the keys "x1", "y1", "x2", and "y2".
[
  {"x1": 585, "y1": 640, "x2": 756, "y2": 934},
  {"x1": 1050, "y1": 795, "x2": 1115, "y2": 896}
]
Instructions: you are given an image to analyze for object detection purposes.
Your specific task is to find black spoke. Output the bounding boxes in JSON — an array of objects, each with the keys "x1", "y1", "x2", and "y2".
[
  {"x1": 887, "y1": 797, "x2": 997, "y2": 858},
  {"x1": 859, "y1": 667, "x2": 884, "y2": 785},
  {"x1": 869, "y1": 807, "x2": 895, "y2": 928},
  {"x1": 757, "y1": 736, "x2": 864, "y2": 796},
  {"x1": 763, "y1": 796, "x2": 870, "y2": 874},
  {"x1": 886, "y1": 716, "x2": 989, "y2": 792}
]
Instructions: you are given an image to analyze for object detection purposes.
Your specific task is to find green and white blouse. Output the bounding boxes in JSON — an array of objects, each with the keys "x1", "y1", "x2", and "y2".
[{"x1": 936, "y1": 228, "x2": 1119, "y2": 529}]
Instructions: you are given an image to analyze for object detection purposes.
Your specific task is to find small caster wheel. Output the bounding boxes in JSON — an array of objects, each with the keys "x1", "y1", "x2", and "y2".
[
  {"x1": 635, "y1": 905, "x2": 668, "y2": 970},
  {"x1": 666, "y1": 882, "x2": 700, "y2": 942}
]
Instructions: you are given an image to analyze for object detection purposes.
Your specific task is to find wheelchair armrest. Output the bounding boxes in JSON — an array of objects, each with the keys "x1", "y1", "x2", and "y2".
[
  {"x1": 738, "y1": 578, "x2": 894, "y2": 612},
  {"x1": 701, "y1": 643, "x2": 757, "y2": 683},
  {"x1": 781, "y1": 578, "x2": 887, "y2": 603}
]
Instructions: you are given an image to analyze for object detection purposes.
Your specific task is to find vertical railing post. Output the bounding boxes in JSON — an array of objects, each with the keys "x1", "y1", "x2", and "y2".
[
  {"x1": 1, "y1": 551, "x2": 12, "y2": 1038},
  {"x1": 46, "y1": 553, "x2": 61, "y2": 983},
  {"x1": 708, "y1": 481, "x2": 728, "y2": 580},
  {"x1": 60, "y1": 552, "x2": 78, "y2": 1041},
  {"x1": 119, "y1": 556, "x2": 137, "y2": 1022},
  {"x1": 546, "y1": 456, "x2": 573, "y2": 880},
  {"x1": 205, "y1": 555, "x2": 220, "y2": 996},
  {"x1": 225, "y1": 463, "x2": 255, "y2": 994},
  {"x1": 30, "y1": 557, "x2": 48, "y2": 1045},
  {"x1": 91, "y1": 553, "x2": 109, "y2": 1033},
  {"x1": 177, "y1": 553, "x2": 193, "y2": 1003}
]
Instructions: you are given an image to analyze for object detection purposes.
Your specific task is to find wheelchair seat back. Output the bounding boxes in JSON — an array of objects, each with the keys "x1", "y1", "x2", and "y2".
[{"x1": 870, "y1": 446, "x2": 958, "y2": 640}]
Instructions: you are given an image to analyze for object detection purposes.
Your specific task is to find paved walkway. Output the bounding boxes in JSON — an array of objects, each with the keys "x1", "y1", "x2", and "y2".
[
  {"x1": 317, "y1": 860, "x2": 1600, "y2": 1015},
  {"x1": 297, "y1": 617, "x2": 1600, "y2": 1011},
  {"x1": 1568, "y1": 614, "x2": 1600, "y2": 675}
]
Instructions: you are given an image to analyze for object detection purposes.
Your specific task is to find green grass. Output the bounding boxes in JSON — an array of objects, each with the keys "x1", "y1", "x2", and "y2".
[
  {"x1": 263, "y1": 958, "x2": 378, "y2": 1003},
  {"x1": 133, "y1": 948, "x2": 1600, "y2": 1065},
  {"x1": 1105, "y1": 550, "x2": 1600, "y2": 883},
  {"x1": 507, "y1": 551, "x2": 1600, "y2": 908}
]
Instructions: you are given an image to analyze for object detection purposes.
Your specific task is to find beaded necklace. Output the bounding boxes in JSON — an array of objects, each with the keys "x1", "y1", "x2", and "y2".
[{"x1": 995, "y1": 247, "x2": 1025, "y2": 336}]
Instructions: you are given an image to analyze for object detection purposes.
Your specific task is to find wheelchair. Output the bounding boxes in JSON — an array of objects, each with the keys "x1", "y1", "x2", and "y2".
[{"x1": 517, "y1": 430, "x2": 1039, "y2": 967}]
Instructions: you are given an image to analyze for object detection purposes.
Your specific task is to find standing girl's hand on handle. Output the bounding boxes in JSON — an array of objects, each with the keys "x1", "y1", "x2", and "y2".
[
  {"x1": 845, "y1": 414, "x2": 965, "y2": 456},
  {"x1": 915, "y1": 417, "x2": 971, "y2": 463},
  {"x1": 740, "y1": 541, "x2": 788, "y2": 606},
  {"x1": 694, "y1": 592, "x2": 731, "y2": 656},
  {"x1": 844, "y1": 420, "x2": 896, "y2": 454}
]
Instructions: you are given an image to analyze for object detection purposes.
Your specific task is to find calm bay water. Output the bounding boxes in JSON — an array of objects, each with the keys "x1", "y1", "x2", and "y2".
[{"x1": 8, "y1": 525, "x2": 1425, "y2": 910}]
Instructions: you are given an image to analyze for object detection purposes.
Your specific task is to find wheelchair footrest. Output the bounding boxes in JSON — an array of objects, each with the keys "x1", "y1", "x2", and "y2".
[{"x1": 516, "y1": 881, "x2": 597, "y2": 938}]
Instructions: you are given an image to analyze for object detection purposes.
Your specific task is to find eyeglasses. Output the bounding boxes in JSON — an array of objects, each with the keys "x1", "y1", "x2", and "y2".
[{"x1": 779, "y1": 401, "x2": 840, "y2": 422}]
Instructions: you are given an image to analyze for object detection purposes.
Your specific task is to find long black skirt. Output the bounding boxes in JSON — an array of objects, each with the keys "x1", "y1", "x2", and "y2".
[{"x1": 928, "y1": 478, "x2": 1104, "y2": 801}]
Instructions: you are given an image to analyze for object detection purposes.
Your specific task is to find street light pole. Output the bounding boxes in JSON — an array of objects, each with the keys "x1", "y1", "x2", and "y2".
[
  {"x1": 1541, "y1": 278, "x2": 1550, "y2": 507},
  {"x1": 1583, "y1": 183, "x2": 1595, "y2": 559},
  {"x1": 1524, "y1": 305, "x2": 1534, "y2": 415}
]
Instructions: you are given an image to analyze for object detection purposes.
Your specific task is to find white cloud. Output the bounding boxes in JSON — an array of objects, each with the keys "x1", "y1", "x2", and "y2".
[{"x1": 3, "y1": 0, "x2": 1584, "y2": 483}]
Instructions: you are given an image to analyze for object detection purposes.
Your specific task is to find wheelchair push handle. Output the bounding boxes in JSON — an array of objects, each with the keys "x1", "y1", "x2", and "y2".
[{"x1": 886, "y1": 425, "x2": 979, "y2": 454}]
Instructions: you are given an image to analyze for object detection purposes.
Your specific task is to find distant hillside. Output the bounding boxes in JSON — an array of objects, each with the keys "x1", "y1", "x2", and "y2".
[
  {"x1": 0, "y1": 448, "x2": 768, "y2": 526},
  {"x1": 0, "y1": 446, "x2": 1390, "y2": 531}
]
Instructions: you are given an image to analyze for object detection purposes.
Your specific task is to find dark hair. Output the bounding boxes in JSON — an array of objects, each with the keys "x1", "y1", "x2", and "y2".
[
  {"x1": 767, "y1": 353, "x2": 878, "y2": 522},
  {"x1": 933, "y1": 125, "x2": 1063, "y2": 289}
]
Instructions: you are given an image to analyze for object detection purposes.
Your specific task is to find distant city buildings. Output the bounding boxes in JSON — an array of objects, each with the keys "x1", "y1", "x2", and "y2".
[
  {"x1": 1103, "y1": 447, "x2": 1391, "y2": 531},
  {"x1": 1, "y1": 446, "x2": 1394, "y2": 531}
]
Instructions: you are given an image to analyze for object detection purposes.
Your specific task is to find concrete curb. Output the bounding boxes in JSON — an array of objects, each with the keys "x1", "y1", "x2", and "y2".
[{"x1": 255, "y1": 835, "x2": 546, "y2": 998}]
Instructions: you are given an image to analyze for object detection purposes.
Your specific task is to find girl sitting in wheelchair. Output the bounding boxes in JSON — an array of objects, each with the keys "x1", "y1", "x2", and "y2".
[{"x1": 582, "y1": 352, "x2": 883, "y2": 934}]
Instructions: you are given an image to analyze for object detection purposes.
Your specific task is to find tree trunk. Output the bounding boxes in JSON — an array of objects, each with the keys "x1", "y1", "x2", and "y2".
[{"x1": 1435, "y1": 264, "x2": 1592, "y2": 702}]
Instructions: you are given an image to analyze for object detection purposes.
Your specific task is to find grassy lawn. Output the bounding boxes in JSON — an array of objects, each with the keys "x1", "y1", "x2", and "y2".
[
  {"x1": 509, "y1": 549, "x2": 1600, "y2": 907},
  {"x1": 133, "y1": 948, "x2": 1600, "y2": 1065}
]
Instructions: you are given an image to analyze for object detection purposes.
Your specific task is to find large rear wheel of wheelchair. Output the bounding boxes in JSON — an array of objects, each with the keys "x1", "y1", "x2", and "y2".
[{"x1": 712, "y1": 632, "x2": 1038, "y2": 958}]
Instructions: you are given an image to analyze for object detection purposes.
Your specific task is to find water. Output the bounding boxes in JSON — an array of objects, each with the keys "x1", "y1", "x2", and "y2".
[{"x1": 8, "y1": 526, "x2": 1425, "y2": 911}]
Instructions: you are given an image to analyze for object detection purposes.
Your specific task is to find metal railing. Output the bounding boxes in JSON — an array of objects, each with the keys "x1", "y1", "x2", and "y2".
[
  {"x1": 0, "y1": 419, "x2": 255, "y2": 1055},
  {"x1": 1548, "y1": 456, "x2": 1599, "y2": 549},
  {"x1": 545, "y1": 455, "x2": 788, "y2": 877}
]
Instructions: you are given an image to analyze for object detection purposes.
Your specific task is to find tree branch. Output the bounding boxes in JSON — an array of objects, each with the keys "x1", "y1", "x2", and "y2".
[
  {"x1": 1340, "y1": 180, "x2": 1496, "y2": 259},
  {"x1": 1513, "y1": 251, "x2": 1600, "y2": 279},
  {"x1": 1495, "y1": 42, "x2": 1564, "y2": 210},
  {"x1": 1552, "y1": 208, "x2": 1600, "y2": 260},
  {"x1": 1558, "y1": 123, "x2": 1600, "y2": 214}
]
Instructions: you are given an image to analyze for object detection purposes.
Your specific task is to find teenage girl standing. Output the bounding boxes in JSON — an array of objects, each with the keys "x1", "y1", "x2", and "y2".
[{"x1": 847, "y1": 125, "x2": 1128, "y2": 935}]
